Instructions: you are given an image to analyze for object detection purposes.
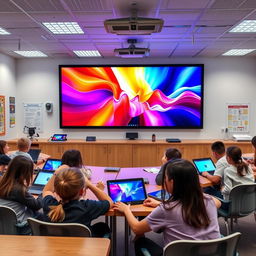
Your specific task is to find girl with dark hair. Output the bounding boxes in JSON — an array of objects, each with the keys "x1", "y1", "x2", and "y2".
[
  {"x1": 222, "y1": 146, "x2": 254, "y2": 200},
  {"x1": 42, "y1": 167, "x2": 113, "y2": 237},
  {"x1": 114, "y1": 159, "x2": 221, "y2": 256},
  {"x1": 0, "y1": 140, "x2": 11, "y2": 172},
  {"x1": 0, "y1": 156, "x2": 42, "y2": 233},
  {"x1": 58, "y1": 149, "x2": 92, "y2": 179}
]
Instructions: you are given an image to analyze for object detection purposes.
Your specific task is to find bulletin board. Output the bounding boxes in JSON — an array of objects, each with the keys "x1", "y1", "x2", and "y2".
[
  {"x1": 227, "y1": 103, "x2": 249, "y2": 133},
  {"x1": 0, "y1": 96, "x2": 5, "y2": 136}
]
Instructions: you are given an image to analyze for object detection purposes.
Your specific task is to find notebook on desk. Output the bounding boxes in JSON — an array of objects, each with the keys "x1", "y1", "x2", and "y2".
[
  {"x1": 42, "y1": 158, "x2": 62, "y2": 171},
  {"x1": 192, "y1": 158, "x2": 216, "y2": 175},
  {"x1": 28, "y1": 170, "x2": 54, "y2": 195},
  {"x1": 107, "y1": 178, "x2": 147, "y2": 205},
  {"x1": 28, "y1": 149, "x2": 41, "y2": 163}
]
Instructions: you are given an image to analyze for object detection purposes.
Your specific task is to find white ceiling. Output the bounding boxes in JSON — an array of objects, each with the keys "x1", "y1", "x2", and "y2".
[{"x1": 0, "y1": 0, "x2": 256, "y2": 58}]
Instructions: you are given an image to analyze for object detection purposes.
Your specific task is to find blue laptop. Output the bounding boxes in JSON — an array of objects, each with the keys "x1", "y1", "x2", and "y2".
[
  {"x1": 42, "y1": 158, "x2": 62, "y2": 171},
  {"x1": 192, "y1": 158, "x2": 216, "y2": 175}
]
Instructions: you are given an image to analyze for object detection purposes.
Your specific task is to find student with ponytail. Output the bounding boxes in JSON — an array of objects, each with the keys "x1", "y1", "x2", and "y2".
[
  {"x1": 42, "y1": 167, "x2": 113, "y2": 237},
  {"x1": 222, "y1": 146, "x2": 254, "y2": 200}
]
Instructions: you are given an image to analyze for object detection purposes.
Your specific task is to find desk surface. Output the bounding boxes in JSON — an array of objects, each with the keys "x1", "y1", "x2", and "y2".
[{"x1": 0, "y1": 235, "x2": 110, "y2": 256}]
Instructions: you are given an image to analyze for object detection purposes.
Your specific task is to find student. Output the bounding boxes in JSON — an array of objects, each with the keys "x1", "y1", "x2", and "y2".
[
  {"x1": 10, "y1": 137, "x2": 33, "y2": 161},
  {"x1": 0, "y1": 156, "x2": 42, "y2": 233},
  {"x1": 58, "y1": 149, "x2": 92, "y2": 178},
  {"x1": 114, "y1": 159, "x2": 221, "y2": 256},
  {"x1": 42, "y1": 167, "x2": 113, "y2": 237},
  {"x1": 155, "y1": 148, "x2": 182, "y2": 185},
  {"x1": 245, "y1": 136, "x2": 256, "y2": 172},
  {"x1": 222, "y1": 146, "x2": 254, "y2": 200},
  {"x1": 0, "y1": 140, "x2": 11, "y2": 173},
  {"x1": 202, "y1": 141, "x2": 230, "y2": 197},
  {"x1": 10, "y1": 137, "x2": 47, "y2": 165}
]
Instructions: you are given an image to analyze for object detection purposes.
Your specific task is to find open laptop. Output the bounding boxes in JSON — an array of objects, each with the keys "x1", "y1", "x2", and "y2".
[
  {"x1": 51, "y1": 134, "x2": 67, "y2": 141},
  {"x1": 28, "y1": 170, "x2": 54, "y2": 195},
  {"x1": 148, "y1": 190, "x2": 171, "y2": 201},
  {"x1": 28, "y1": 148, "x2": 41, "y2": 163},
  {"x1": 192, "y1": 158, "x2": 216, "y2": 175},
  {"x1": 42, "y1": 158, "x2": 62, "y2": 171},
  {"x1": 107, "y1": 178, "x2": 147, "y2": 205}
]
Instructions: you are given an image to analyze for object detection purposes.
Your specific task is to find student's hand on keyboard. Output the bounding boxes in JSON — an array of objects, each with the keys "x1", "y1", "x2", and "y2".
[{"x1": 143, "y1": 197, "x2": 160, "y2": 208}]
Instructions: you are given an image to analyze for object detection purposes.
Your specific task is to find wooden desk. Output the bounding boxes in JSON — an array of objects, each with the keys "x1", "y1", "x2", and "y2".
[{"x1": 0, "y1": 235, "x2": 110, "y2": 256}]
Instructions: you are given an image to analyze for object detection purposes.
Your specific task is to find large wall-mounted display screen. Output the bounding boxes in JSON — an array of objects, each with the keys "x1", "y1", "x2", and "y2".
[{"x1": 59, "y1": 64, "x2": 204, "y2": 129}]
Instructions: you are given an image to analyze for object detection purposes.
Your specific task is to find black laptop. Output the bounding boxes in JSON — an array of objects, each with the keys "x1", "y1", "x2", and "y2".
[
  {"x1": 192, "y1": 158, "x2": 216, "y2": 175},
  {"x1": 28, "y1": 170, "x2": 54, "y2": 195},
  {"x1": 28, "y1": 148, "x2": 41, "y2": 163}
]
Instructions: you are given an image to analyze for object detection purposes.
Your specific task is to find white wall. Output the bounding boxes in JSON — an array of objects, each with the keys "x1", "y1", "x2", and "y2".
[
  {"x1": 0, "y1": 53, "x2": 17, "y2": 139},
  {"x1": 15, "y1": 57, "x2": 256, "y2": 140}
]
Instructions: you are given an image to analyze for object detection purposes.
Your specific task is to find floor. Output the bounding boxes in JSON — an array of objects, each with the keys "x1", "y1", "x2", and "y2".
[{"x1": 94, "y1": 213, "x2": 256, "y2": 256}]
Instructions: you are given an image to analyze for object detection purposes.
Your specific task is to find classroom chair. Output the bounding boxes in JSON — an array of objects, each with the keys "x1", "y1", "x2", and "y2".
[
  {"x1": 162, "y1": 232, "x2": 241, "y2": 256},
  {"x1": 27, "y1": 217, "x2": 91, "y2": 237},
  {"x1": 217, "y1": 183, "x2": 256, "y2": 235},
  {"x1": 0, "y1": 205, "x2": 29, "y2": 235}
]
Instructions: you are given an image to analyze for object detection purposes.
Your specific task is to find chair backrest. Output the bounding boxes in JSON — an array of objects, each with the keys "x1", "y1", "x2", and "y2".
[
  {"x1": 27, "y1": 218, "x2": 92, "y2": 237},
  {"x1": 163, "y1": 232, "x2": 241, "y2": 256},
  {"x1": 229, "y1": 183, "x2": 256, "y2": 216},
  {"x1": 0, "y1": 205, "x2": 18, "y2": 235}
]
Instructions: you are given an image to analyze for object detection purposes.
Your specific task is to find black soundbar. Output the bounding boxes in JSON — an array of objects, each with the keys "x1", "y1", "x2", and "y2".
[
  {"x1": 166, "y1": 138, "x2": 181, "y2": 143},
  {"x1": 86, "y1": 136, "x2": 96, "y2": 141}
]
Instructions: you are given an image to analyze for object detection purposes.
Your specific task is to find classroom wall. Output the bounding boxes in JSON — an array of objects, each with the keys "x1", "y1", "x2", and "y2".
[
  {"x1": 15, "y1": 57, "x2": 256, "y2": 140},
  {"x1": 0, "y1": 53, "x2": 17, "y2": 139}
]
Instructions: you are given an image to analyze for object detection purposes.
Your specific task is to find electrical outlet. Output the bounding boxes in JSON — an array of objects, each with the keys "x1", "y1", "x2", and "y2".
[{"x1": 221, "y1": 127, "x2": 225, "y2": 132}]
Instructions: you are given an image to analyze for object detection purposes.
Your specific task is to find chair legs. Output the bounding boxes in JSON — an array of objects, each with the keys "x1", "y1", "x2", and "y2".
[{"x1": 224, "y1": 218, "x2": 230, "y2": 235}]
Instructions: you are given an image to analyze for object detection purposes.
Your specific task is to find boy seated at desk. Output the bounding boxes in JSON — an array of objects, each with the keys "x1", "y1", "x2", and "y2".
[
  {"x1": 155, "y1": 148, "x2": 182, "y2": 185},
  {"x1": 10, "y1": 137, "x2": 46, "y2": 165}
]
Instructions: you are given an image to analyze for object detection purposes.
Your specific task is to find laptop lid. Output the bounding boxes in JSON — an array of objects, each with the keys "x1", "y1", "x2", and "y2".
[
  {"x1": 28, "y1": 170, "x2": 54, "y2": 194},
  {"x1": 28, "y1": 149, "x2": 41, "y2": 162},
  {"x1": 51, "y1": 134, "x2": 67, "y2": 141},
  {"x1": 192, "y1": 158, "x2": 216, "y2": 175},
  {"x1": 42, "y1": 158, "x2": 62, "y2": 171},
  {"x1": 107, "y1": 178, "x2": 147, "y2": 205}
]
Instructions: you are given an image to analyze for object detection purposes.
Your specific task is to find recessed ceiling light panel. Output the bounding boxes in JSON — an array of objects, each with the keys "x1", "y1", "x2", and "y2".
[
  {"x1": 230, "y1": 20, "x2": 256, "y2": 33},
  {"x1": 0, "y1": 27, "x2": 10, "y2": 35},
  {"x1": 42, "y1": 22, "x2": 84, "y2": 34},
  {"x1": 222, "y1": 49, "x2": 255, "y2": 56},
  {"x1": 73, "y1": 50, "x2": 101, "y2": 57},
  {"x1": 14, "y1": 51, "x2": 47, "y2": 57}
]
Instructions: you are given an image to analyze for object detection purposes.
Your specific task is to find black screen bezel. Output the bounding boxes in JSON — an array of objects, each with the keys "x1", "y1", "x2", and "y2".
[{"x1": 59, "y1": 64, "x2": 204, "y2": 129}]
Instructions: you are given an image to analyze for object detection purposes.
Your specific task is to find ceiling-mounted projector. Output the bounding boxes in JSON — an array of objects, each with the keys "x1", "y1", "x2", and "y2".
[
  {"x1": 114, "y1": 39, "x2": 150, "y2": 58},
  {"x1": 104, "y1": 17, "x2": 163, "y2": 35}
]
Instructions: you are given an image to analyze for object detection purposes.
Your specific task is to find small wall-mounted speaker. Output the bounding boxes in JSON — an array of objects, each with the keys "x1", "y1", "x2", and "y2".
[
  {"x1": 126, "y1": 132, "x2": 138, "y2": 140},
  {"x1": 45, "y1": 102, "x2": 53, "y2": 113}
]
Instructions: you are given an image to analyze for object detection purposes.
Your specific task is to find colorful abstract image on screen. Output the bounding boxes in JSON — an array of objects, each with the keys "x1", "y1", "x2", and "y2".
[
  {"x1": 43, "y1": 160, "x2": 62, "y2": 171},
  {"x1": 60, "y1": 65, "x2": 203, "y2": 128},
  {"x1": 108, "y1": 180, "x2": 146, "y2": 203}
]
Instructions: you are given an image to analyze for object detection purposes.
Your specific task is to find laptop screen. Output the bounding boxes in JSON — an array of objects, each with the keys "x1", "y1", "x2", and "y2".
[
  {"x1": 42, "y1": 159, "x2": 62, "y2": 171},
  {"x1": 107, "y1": 178, "x2": 147, "y2": 205},
  {"x1": 33, "y1": 171, "x2": 54, "y2": 186},
  {"x1": 193, "y1": 158, "x2": 216, "y2": 175},
  {"x1": 51, "y1": 134, "x2": 67, "y2": 141},
  {"x1": 28, "y1": 149, "x2": 41, "y2": 162}
]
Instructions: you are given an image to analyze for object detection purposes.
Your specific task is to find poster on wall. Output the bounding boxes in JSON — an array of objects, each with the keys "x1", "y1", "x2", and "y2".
[
  {"x1": 9, "y1": 96, "x2": 15, "y2": 128},
  {"x1": 23, "y1": 103, "x2": 43, "y2": 133},
  {"x1": 227, "y1": 103, "x2": 249, "y2": 133},
  {"x1": 0, "y1": 96, "x2": 5, "y2": 136}
]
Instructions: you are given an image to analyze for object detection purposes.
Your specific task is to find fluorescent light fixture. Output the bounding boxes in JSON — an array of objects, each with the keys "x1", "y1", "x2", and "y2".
[
  {"x1": 0, "y1": 27, "x2": 10, "y2": 35},
  {"x1": 14, "y1": 51, "x2": 47, "y2": 57},
  {"x1": 73, "y1": 50, "x2": 101, "y2": 57},
  {"x1": 230, "y1": 20, "x2": 256, "y2": 33},
  {"x1": 222, "y1": 49, "x2": 256, "y2": 56},
  {"x1": 42, "y1": 22, "x2": 84, "y2": 34}
]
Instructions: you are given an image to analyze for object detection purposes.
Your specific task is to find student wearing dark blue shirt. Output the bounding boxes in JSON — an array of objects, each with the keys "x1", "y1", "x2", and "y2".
[{"x1": 42, "y1": 167, "x2": 113, "y2": 237}]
